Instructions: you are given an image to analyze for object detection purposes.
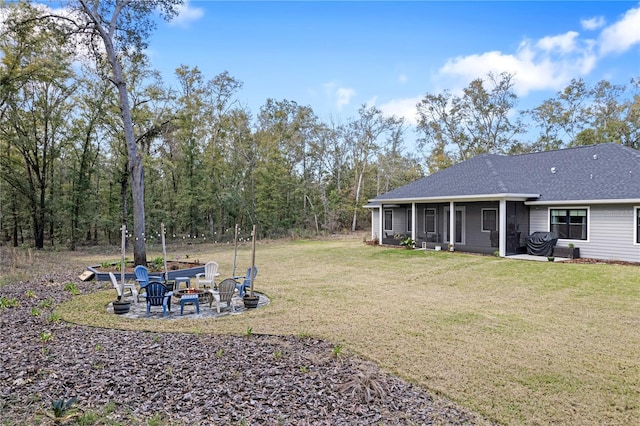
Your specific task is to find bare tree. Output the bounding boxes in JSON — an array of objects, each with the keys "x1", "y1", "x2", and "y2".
[{"x1": 66, "y1": 0, "x2": 183, "y2": 265}]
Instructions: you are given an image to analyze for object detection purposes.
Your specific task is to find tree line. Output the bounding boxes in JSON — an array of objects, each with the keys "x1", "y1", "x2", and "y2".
[{"x1": 1, "y1": 1, "x2": 638, "y2": 259}]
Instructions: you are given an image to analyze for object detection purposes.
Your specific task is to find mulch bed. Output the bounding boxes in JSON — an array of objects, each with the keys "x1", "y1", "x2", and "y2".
[
  {"x1": 0, "y1": 272, "x2": 487, "y2": 425},
  {"x1": 562, "y1": 257, "x2": 640, "y2": 266}
]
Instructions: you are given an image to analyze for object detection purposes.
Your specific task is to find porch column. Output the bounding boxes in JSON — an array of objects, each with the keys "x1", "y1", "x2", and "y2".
[
  {"x1": 449, "y1": 201, "x2": 455, "y2": 247},
  {"x1": 411, "y1": 202, "x2": 416, "y2": 242},
  {"x1": 499, "y1": 199, "x2": 506, "y2": 257},
  {"x1": 379, "y1": 205, "x2": 384, "y2": 242}
]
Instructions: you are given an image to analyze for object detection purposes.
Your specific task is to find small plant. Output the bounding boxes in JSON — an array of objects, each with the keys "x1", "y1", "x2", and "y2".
[
  {"x1": 39, "y1": 298, "x2": 54, "y2": 309},
  {"x1": 399, "y1": 236, "x2": 416, "y2": 249},
  {"x1": 493, "y1": 250, "x2": 500, "y2": 257},
  {"x1": 215, "y1": 349, "x2": 225, "y2": 357},
  {"x1": 547, "y1": 256, "x2": 555, "y2": 262},
  {"x1": 64, "y1": 282, "x2": 80, "y2": 295},
  {"x1": 47, "y1": 312, "x2": 61, "y2": 323},
  {"x1": 100, "y1": 261, "x2": 112, "y2": 268},
  {"x1": 299, "y1": 366, "x2": 308, "y2": 373},
  {"x1": 297, "y1": 331, "x2": 311, "y2": 339},
  {"x1": 152, "y1": 256, "x2": 164, "y2": 270},
  {"x1": 568, "y1": 243, "x2": 575, "y2": 248},
  {"x1": 273, "y1": 350, "x2": 283, "y2": 360},
  {"x1": 339, "y1": 368, "x2": 388, "y2": 403},
  {"x1": 152, "y1": 335, "x2": 160, "y2": 343},
  {"x1": 31, "y1": 307, "x2": 40, "y2": 316},
  {"x1": 45, "y1": 397, "x2": 81, "y2": 422},
  {"x1": 0, "y1": 296, "x2": 19, "y2": 309},
  {"x1": 332, "y1": 344, "x2": 343, "y2": 358},
  {"x1": 25, "y1": 289, "x2": 36, "y2": 298},
  {"x1": 245, "y1": 327, "x2": 253, "y2": 337},
  {"x1": 95, "y1": 344, "x2": 103, "y2": 352},
  {"x1": 40, "y1": 331, "x2": 53, "y2": 343}
]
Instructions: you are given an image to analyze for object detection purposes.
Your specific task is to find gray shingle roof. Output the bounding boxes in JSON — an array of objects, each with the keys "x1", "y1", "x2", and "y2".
[{"x1": 372, "y1": 143, "x2": 640, "y2": 203}]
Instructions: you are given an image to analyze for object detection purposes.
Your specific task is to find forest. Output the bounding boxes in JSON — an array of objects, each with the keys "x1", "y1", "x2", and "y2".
[{"x1": 1, "y1": 1, "x2": 638, "y2": 262}]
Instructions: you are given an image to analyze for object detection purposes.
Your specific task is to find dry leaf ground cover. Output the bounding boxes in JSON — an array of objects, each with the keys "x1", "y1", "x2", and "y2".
[{"x1": 2, "y1": 236, "x2": 639, "y2": 425}]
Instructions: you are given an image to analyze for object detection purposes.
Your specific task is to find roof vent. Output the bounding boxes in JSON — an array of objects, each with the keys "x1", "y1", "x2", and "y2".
[
  {"x1": 593, "y1": 154, "x2": 598, "y2": 160},
  {"x1": 551, "y1": 167, "x2": 556, "y2": 174}
]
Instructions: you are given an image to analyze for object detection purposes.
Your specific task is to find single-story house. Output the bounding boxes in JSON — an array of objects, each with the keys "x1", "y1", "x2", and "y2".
[{"x1": 365, "y1": 143, "x2": 640, "y2": 262}]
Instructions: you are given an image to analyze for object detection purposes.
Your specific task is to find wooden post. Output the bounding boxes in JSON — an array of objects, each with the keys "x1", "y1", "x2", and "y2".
[
  {"x1": 120, "y1": 224, "x2": 126, "y2": 294},
  {"x1": 250, "y1": 224, "x2": 256, "y2": 298},
  {"x1": 232, "y1": 224, "x2": 239, "y2": 278},
  {"x1": 161, "y1": 223, "x2": 168, "y2": 282}
]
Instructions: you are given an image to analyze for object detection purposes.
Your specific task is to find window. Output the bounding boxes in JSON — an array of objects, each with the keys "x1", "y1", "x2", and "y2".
[
  {"x1": 406, "y1": 209, "x2": 412, "y2": 232},
  {"x1": 482, "y1": 209, "x2": 497, "y2": 232},
  {"x1": 424, "y1": 209, "x2": 436, "y2": 233},
  {"x1": 550, "y1": 208, "x2": 587, "y2": 240},
  {"x1": 384, "y1": 209, "x2": 393, "y2": 231}
]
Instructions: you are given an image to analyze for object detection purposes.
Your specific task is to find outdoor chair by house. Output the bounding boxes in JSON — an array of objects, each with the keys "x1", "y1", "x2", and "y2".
[
  {"x1": 195, "y1": 261, "x2": 219, "y2": 289},
  {"x1": 109, "y1": 272, "x2": 138, "y2": 303},
  {"x1": 208, "y1": 278, "x2": 238, "y2": 313},
  {"x1": 234, "y1": 266, "x2": 258, "y2": 297},
  {"x1": 145, "y1": 281, "x2": 173, "y2": 317}
]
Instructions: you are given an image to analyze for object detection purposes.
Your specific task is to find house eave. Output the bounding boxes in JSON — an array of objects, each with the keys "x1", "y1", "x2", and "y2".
[
  {"x1": 526, "y1": 198, "x2": 640, "y2": 206},
  {"x1": 368, "y1": 193, "x2": 540, "y2": 205}
]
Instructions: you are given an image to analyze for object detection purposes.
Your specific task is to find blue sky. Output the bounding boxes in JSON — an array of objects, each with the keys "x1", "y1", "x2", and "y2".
[{"x1": 146, "y1": 0, "x2": 640, "y2": 128}]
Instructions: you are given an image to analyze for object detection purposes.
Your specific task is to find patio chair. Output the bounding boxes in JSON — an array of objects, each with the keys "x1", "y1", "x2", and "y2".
[
  {"x1": 109, "y1": 272, "x2": 138, "y2": 303},
  {"x1": 234, "y1": 266, "x2": 258, "y2": 297},
  {"x1": 134, "y1": 265, "x2": 163, "y2": 299},
  {"x1": 145, "y1": 281, "x2": 173, "y2": 317},
  {"x1": 209, "y1": 278, "x2": 238, "y2": 313},
  {"x1": 195, "y1": 261, "x2": 219, "y2": 289}
]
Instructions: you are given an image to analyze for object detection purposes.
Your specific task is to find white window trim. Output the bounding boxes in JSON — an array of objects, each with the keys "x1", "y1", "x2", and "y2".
[
  {"x1": 547, "y1": 206, "x2": 590, "y2": 243},
  {"x1": 634, "y1": 206, "x2": 640, "y2": 245},
  {"x1": 383, "y1": 209, "x2": 393, "y2": 232},
  {"x1": 424, "y1": 208, "x2": 437, "y2": 234},
  {"x1": 481, "y1": 208, "x2": 498, "y2": 233}
]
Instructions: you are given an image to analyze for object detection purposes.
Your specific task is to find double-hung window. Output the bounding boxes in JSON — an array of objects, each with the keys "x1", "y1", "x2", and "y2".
[
  {"x1": 406, "y1": 209, "x2": 412, "y2": 232},
  {"x1": 481, "y1": 209, "x2": 497, "y2": 232},
  {"x1": 550, "y1": 208, "x2": 588, "y2": 240}
]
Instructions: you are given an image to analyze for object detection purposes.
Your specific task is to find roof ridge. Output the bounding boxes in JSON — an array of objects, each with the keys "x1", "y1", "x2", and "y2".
[{"x1": 483, "y1": 155, "x2": 508, "y2": 193}]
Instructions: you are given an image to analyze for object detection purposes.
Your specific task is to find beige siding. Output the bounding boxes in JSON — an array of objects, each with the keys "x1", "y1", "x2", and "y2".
[{"x1": 529, "y1": 204, "x2": 640, "y2": 262}]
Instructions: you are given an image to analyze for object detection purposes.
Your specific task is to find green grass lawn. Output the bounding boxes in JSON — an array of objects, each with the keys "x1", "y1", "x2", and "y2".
[{"x1": 35, "y1": 237, "x2": 640, "y2": 425}]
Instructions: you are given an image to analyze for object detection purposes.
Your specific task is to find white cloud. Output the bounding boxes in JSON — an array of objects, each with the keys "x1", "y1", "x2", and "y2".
[
  {"x1": 323, "y1": 82, "x2": 356, "y2": 111},
  {"x1": 378, "y1": 97, "x2": 421, "y2": 125},
  {"x1": 599, "y1": 6, "x2": 640, "y2": 55},
  {"x1": 436, "y1": 28, "x2": 599, "y2": 96},
  {"x1": 432, "y1": 5, "x2": 640, "y2": 99},
  {"x1": 536, "y1": 31, "x2": 579, "y2": 54},
  {"x1": 581, "y1": 16, "x2": 606, "y2": 31},
  {"x1": 168, "y1": 1, "x2": 204, "y2": 28}
]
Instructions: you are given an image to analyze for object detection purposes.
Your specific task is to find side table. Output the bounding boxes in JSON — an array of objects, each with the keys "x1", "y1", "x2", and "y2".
[
  {"x1": 179, "y1": 293, "x2": 200, "y2": 315},
  {"x1": 175, "y1": 276, "x2": 191, "y2": 291}
]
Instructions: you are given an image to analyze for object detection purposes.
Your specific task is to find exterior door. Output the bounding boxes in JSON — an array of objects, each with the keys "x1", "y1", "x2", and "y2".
[{"x1": 444, "y1": 207, "x2": 464, "y2": 244}]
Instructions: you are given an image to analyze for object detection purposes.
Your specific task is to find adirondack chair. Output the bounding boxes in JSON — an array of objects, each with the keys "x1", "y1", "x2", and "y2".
[
  {"x1": 234, "y1": 266, "x2": 258, "y2": 297},
  {"x1": 195, "y1": 261, "x2": 219, "y2": 289},
  {"x1": 145, "y1": 282, "x2": 173, "y2": 317},
  {"x1": 134, "y1": 265, "x2": 163, "y2": 297},
  {"x1": 208, "y1": 278, "x2": 238, "y2": 313},
  {"x1": 109, "y1": 272, "x2": 138, "y2": 303}
]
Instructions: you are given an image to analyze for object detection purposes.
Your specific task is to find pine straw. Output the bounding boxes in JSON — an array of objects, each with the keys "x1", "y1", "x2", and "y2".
[{"x1": 6, "y1": 238, "x2": 639, "y2": 425}]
